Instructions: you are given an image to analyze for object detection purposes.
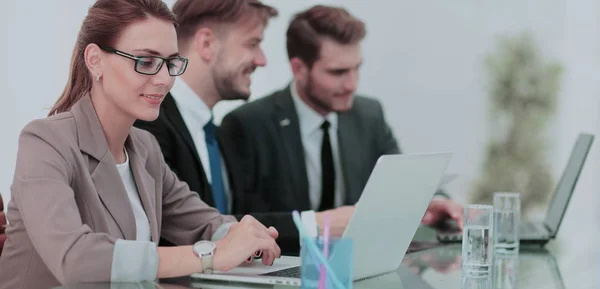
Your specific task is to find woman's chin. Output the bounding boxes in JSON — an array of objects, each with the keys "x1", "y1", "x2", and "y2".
[{"x1": 135, "y1": 109, "x2": 160, "y2": 122}]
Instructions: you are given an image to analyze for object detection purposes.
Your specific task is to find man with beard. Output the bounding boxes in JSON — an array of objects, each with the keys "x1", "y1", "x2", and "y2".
[
  {"x1": 134, "y1": 0, "x2": 294, "y2": 250},
  {"x1": 219, "y1": 5, "x2": 464, "y2": 243}
]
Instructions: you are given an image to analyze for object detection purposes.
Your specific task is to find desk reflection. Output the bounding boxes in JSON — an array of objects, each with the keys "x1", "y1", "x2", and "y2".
[
  {"x1": 401, "y1": 244, "x2": 566, "y2": 289},
  {"x1": 53, "y1": 244, "x2": 566, "y2": 289},
  {"x1": 57, "y1": 282, "x2": 186, "y2": 289}
]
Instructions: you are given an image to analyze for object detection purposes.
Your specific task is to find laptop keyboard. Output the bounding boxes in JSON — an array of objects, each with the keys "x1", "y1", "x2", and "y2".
[
  {"x1": 520, "y1": 221, "x2": 540, "y2": 234},
  {"x1": 262, "y1": 266, "x2": 301, "y2": 278}
]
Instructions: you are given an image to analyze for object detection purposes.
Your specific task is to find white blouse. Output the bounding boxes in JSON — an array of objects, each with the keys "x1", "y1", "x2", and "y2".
[{"x1": 115, "y1": 150, "x2": 151, "y2": 241}]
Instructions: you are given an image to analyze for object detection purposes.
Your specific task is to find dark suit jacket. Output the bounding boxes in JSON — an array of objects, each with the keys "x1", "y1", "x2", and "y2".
[
  {"x1": 134, "y1": 93, "x2": 300, "y2": 254},
  {"x1": 221, "y1": 86, "x2": 450, "y2": 252},
  {"x1": 134, "y1": 94, "x2": 236, "y2": 212},
  {"x1": 218, "y1": 86, "x2": 410, "y2": 255},
  {"x1": 220, "y1": 86, "x2": 401, "y2": 214}
]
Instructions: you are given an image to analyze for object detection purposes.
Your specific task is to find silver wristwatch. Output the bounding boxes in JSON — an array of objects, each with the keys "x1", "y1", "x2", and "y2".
[{"x1": 193, "y1": 241, "x2": 216, "y2": 274}]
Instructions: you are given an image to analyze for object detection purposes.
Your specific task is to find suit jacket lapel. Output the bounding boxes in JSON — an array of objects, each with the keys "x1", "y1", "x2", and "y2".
[
  {"x1": 273, "y1": 88, "x2": 311, "y2": 209},
  {"x1": 127, "y1": 139, "x2": 159, "y2": 242},
  {"x1": 71, "y1": 95, "x2": 136, "y2": 240},
  {"x1": 162, "y1": 93, "x2": 213, "y2": 202},
  {"x1": 162, "y1": 93, "x2": 202, "y2": 164},
  {"x1": 337, "y1": 112, "x2": 362, "y2": 205}
]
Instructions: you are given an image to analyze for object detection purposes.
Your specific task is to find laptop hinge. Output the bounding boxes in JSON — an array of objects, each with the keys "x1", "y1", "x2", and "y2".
[{"x1": 543, "y1": 223, "x2": 554, "y2": 237}]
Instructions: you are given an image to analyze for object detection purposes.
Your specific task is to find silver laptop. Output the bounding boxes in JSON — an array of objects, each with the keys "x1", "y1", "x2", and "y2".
[
  {"x1": 437, "y1": 133, "x2": 594, "y2": 245},
  {"x1": 191, "y1": 152, "x2": 453, "y2": 286}
]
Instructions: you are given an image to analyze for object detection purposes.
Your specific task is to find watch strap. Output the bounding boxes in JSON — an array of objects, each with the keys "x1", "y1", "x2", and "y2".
[{"x1": 202, "y1": 253, "x2": 214, "y2": 274}]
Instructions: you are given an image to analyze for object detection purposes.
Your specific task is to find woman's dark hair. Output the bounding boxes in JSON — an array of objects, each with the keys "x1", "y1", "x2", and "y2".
[{"x1": 49, "y1": 0, "x2": 176, "y2": 116}]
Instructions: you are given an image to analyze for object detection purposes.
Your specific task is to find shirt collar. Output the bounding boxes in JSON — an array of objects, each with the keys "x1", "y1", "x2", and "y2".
[
  {"x1": 170, "y1": 78, "x2": 213, "y2": 127},
  {"x1": 290, "y1": 81, "x2": 338, "y2": 137}
]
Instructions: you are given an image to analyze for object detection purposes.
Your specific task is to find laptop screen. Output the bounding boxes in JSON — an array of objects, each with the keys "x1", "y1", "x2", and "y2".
[{"x1": 543, "y1": 133, "x2": 594, "y2": 236}]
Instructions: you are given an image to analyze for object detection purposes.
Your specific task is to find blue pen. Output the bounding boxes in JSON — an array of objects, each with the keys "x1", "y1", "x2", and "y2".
[{"x1": 292, "y1": 211, "x2": 346, "y2": 289}]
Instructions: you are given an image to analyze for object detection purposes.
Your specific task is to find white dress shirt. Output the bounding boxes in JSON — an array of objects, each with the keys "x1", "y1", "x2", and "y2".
[
  {"x1": 290, "y1": 81, "x2": 345, "y2": 237},
  {"x1": 170, "y1": 79, "x2": 232, "y2": 213},
  {"x1": 116, "y1": 149, "x2": 151, "y2": 241}
]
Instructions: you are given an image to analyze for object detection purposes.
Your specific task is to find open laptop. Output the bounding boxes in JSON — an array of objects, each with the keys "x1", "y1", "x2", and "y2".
[
  {"x1": 191, "y1": 152, "x2": 453, "y2": 286},
  {"x1": 437, "y1": 133, "x2": 594, "y2": 245}
]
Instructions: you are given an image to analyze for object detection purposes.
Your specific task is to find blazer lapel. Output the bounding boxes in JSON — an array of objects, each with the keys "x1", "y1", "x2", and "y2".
[
  {"x1": 127, "y1": 138, "x2": 159, "y2": 242},
  {"x1": 337, "y1": 112, "x2": 362, "y2": 205},
  {"x1": 71, "y1": 95, "x2": 136, "y2": 240},
  {"x1": 273, "y1": 88, "x2": 311, "y2": 209}
]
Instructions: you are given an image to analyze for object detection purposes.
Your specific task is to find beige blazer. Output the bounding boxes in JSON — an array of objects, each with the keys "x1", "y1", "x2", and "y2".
[{"x1": 0, "y1": 95, "x2": 236, "y2": 288}]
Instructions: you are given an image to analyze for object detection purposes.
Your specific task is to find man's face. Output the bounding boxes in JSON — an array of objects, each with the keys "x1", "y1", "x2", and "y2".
[
  {"x1": 211, "y1": 21, "x2": 267, "y2": 100},
  {"x1": 297, "y1": 37, "x2": 362, "y2": 114}
]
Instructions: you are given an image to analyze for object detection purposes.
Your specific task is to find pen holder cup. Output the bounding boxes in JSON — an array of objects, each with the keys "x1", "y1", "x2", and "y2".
[{"x1": 300, "y1": 237, "x2": 353, "y2": 289}]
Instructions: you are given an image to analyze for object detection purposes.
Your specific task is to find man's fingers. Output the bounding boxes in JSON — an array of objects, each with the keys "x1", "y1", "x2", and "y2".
[
  {"x1": 422, "y1": 212, "x2": 434, "y2": 224},
  {"x1": 449, "y1": 204, "x2": 464, "y2": 228}
]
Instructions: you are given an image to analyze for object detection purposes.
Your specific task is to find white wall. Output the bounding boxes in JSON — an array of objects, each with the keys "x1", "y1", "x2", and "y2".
[
  {"x1": 1, "y1": 0, "x2": 598, "y2": 232},
  {"x1": 0, "y1": 1, "x2": 93, "y2": 203},
  {"x1": 1, "y1": 1, "x2": 599, "y2": 286}
]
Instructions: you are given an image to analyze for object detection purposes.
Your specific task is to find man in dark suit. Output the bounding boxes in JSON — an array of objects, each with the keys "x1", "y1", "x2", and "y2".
[
  {"x1": 134, "y1": 0, "x2": 299, "y2": 251},
  {"x1": 220, "y1": 5, "x2": 464, "y2": 241}
]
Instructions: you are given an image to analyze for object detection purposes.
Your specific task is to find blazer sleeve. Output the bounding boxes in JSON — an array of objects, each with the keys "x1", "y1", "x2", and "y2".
[
  {"x1": 373, "y1": 99, "x2": 401, "y2": 155},
  {"x1": 152, "y1": 135, "x2": 237, "y2": 245},
  {"x1": 11, "y1": 121, "x2": 127, "y2": 284}
]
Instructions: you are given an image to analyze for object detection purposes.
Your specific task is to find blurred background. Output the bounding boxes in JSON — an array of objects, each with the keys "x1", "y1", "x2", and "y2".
[{"x1": 1, "y1": 0, "x2": 599, "y2": 287}]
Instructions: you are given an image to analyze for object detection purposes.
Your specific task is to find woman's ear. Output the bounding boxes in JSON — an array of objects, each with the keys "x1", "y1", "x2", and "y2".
[{"x1": 84, "y1": 43, "x2": 104, "y2": 80}]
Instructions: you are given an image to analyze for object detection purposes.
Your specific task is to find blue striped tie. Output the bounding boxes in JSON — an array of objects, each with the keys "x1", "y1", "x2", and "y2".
[{"x1": 204, "y1": 118, "x2": 228, "y2": 214}]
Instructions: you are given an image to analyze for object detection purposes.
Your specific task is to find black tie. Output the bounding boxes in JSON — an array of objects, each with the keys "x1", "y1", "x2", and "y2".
[{"x1": 319, "y1": 120, "x2": 335, "y2": 211}]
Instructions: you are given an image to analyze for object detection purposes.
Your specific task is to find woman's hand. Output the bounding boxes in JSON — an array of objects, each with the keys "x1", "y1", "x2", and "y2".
[{"x1": 213, "y1": 215, "x2": 280, "y2": 271}]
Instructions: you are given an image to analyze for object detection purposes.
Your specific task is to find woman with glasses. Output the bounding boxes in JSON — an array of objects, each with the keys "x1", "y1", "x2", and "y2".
[{"x1": 0, "y1": 0, "x2": 280, "y2": 288}]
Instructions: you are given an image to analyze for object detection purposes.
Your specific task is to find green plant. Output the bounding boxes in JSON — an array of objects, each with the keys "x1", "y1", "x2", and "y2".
[{"x1": 471, "y1": 32, "x2": 562, "y2": 214}]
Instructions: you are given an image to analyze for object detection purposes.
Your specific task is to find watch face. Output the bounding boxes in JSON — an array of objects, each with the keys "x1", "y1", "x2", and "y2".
[{"x1": 194, "y1": 241, "x2": 215, "y2": 255}]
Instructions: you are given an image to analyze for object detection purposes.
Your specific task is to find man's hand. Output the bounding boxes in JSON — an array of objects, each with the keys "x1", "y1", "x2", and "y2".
[
  {"x1": 316, "y1": 206, "x2": 355, "y2": 237},
  {"x1": 421, "y1": 198, "x2": 463, "y2": 229}
]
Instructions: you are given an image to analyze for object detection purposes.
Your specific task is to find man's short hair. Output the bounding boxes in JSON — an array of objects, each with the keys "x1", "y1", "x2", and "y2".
[
  {"x1": 286, "y1": 5, "x2": 366, "y2": 67},
  {"x1": 173, "y1": 0, "x2": 278, "y2": 45}
]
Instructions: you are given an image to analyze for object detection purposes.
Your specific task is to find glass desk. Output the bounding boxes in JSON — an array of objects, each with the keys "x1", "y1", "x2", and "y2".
[
  {"x1": 53, "y1": 244, "x2": 573, "y2": 289},
  {"x1": 53, "y1": 224, "x2": 599, "y2": 289}
]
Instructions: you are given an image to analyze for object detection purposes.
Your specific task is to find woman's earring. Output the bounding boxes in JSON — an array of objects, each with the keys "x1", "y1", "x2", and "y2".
[{"x1": 95, "y1": 74, "x2": 101, "y2": 83}]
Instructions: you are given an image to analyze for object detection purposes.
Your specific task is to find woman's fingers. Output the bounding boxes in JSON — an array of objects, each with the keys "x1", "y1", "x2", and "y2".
[
  {"x1": 238, "y1": 215, "x2": 281, "y2": 266},
  {"x1": 262, "y1": 251, "x2": 273, "y2": 266},
  {"x1": 267, "y1": 226, "x2": 279, "y2": 239},
  {"x1": 261, "y1": 238, "x2": 280, "y2": 266}
]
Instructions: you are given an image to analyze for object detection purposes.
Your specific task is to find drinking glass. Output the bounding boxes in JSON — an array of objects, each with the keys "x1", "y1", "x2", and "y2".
[
  {"x1": 493, "y1": 192, "x2": 521, "y2": 253},
  {"x1": 462, "y1": 204, "x2": 494, "y2": 277}
]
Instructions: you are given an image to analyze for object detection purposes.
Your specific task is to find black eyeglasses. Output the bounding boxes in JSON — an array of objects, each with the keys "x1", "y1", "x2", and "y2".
[{"x1": 100, "y1": 46, "x2": 188, "y2": 76}]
